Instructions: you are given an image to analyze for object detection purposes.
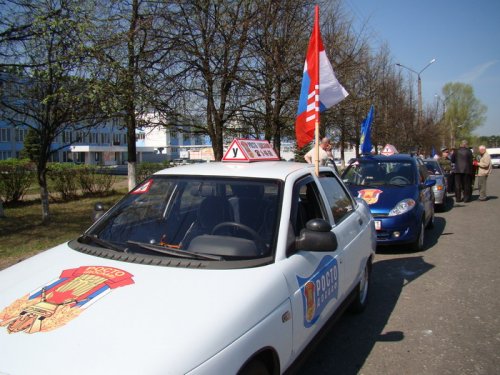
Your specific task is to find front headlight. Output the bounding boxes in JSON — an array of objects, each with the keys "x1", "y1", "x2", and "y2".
[{"x1": 389, "y1": 198, "x2": 416, "y2": 216}]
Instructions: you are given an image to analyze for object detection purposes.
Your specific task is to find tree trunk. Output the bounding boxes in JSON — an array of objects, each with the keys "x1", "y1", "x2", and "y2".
[
  {"x1": 126, "y1": 0, "x2": 139, "y2": 190},
  {"x1": 0, "y1": 199, "x2": 5, "y2": 218},
  {"x1": 128, "y1": 161, "x2": 137, "y2": 191},
  {"x1": 37, "y1": 164, "x2": 50, "y2": 224}
]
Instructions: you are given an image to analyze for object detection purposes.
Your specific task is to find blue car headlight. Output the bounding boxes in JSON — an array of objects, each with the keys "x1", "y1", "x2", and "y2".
[{"x1": 389, "y1": 198, "x2": 416, "y2": 216}]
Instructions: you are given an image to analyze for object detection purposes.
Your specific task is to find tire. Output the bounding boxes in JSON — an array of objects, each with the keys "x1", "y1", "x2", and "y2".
[
  {"x1": 238, "y1": 359, "x2": 270, "y2": 375},
  {"x1": 410, "y1": 221, "x2": 425, "y2": 252},
  {"x1": 349, "y1": 261, "x2": 370, "y2": 313}
]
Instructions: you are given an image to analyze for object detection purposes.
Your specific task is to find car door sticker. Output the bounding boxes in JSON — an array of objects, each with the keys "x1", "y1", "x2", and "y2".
[
  {"x1": 0, "y1": 266, "x2": 134, "y2": 334},
  {"x1": 357, "y1": 189, "x2": 383, "y2": 205},
  {"x1": 296, "y1": 255, "x2": 339, "y2": 328}
]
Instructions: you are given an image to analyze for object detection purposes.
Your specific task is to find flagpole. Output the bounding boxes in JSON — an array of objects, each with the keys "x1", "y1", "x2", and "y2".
[{"x1": 314, "y1": 5, "x2": 320, "y2": 177}]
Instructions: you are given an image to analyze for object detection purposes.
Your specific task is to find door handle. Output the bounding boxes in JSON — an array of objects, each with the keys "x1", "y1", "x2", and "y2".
[{"x1": 358, "y1": 218, "x2": 363, "y2": 226}]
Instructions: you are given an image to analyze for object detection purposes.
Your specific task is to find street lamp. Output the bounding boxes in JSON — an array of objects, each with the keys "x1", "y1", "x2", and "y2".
[
  {"x1": 435, "y1": 94, "x2": 446, "y2": 147},
  {"x1": 396, "y1": 58, "x2": 436, "y2": 129}
]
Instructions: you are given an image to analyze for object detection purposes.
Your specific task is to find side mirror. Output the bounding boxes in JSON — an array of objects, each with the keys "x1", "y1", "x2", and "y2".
[
  {"x1": 92, "y1": 202, "x2": 105, "y2": 222},
  {"x1": 295, "y1": 219, "x2": 338, "y2": 252},
  {"x1": 421, "y1": 179, "x2": 436, "y2": 189}
]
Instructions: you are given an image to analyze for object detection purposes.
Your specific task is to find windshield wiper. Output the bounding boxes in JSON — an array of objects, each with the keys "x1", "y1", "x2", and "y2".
[
  {"x1": 79, "y1": 234, "x2": 126, "y2": 252},
  {"x1": 127, "y1": 240, "x2": 223, "y2": 261},
  {"x1": 384, "y1": 182, "x2": 408, "y2": 187}
]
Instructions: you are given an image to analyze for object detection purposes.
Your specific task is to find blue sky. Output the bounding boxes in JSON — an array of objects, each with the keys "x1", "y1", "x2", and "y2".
[{"x1": 343, "y1": 0, "x2": 500, "y2": 136}]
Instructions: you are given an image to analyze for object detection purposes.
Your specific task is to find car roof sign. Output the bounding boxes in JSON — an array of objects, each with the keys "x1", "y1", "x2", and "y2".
[
  {"x1": 222, "y1": 139, "x2": 280, "y2": 162},
  {"x1": 381, "y1": 144, "x2": 398, "y2": 156}
]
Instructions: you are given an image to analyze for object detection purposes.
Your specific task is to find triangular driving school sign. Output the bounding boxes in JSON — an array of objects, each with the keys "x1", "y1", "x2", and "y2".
[{"x1": 222, "y1": 139, "x2": 280, "y2": 162}]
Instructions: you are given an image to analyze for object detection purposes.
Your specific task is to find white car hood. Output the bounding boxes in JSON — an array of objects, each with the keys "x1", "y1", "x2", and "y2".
[{"x1": 0, "y1": 244, "x2": 289, "y2": 375}]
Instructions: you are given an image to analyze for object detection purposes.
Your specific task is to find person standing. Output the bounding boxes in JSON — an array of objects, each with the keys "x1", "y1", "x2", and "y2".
[
  {"x1": 475, "y1": 145, "x2": 492, "y2": 201},
  {"x1": 304, "y1": 137, "x2": 332, "y2": 166},
  {"x1": 451, "y1": 140, "x2": 474, "y2": 202},
  {"x1": 439, "y1": 147, "x2": 452, "y2": 192}
]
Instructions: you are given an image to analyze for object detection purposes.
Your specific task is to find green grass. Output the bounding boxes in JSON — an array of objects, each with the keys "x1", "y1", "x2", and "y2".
[{"x1": 0, "y1": 184, "x2": 128, "y2": 270}]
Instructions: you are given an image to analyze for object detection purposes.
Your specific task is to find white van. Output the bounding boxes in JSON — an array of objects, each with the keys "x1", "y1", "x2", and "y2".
[{"x1": 487, "y1": 148, "x2": 500, "y2": 168}]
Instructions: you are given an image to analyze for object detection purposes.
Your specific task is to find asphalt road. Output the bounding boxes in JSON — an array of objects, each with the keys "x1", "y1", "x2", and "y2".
[{"x1": 297, "y1": 169, "x2": 500, "y2": 375}]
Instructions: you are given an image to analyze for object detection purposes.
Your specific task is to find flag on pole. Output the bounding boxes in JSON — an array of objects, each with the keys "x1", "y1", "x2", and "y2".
[
  {"x1": 295, "y1": 6, "x2": 349, "y2": 149},
  {"x1": 431, "y1": 146, "x2": 436, "y2": 158},
  {"x1": 360, "y1": 105, "x2": 374, "y2": 155}
]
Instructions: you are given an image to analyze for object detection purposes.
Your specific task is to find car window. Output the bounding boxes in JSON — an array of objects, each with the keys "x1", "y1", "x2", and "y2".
[
  {"x1": 319, "y1": 172, "x2": 355, "y2": 224},
  {"x1": 291, "y1": 177, "x2": 327, "y2": 236},
  {"x1": 343, "y1": 160, "x2": 416, "y2": 186},
  {"x1": 417, "y1": 159, "x2": 429, "y2": 183},
  {"x1": 423, "y1": 160, "x2": 443, "y2": 175},
  {"x1": 86, "y1": 176, "x2": 282, "y2": 260}
]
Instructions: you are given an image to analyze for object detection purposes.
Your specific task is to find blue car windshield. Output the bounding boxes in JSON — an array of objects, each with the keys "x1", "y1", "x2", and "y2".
[{"x1": 343, "y1": 160, "x2": 415, "y2": 186}]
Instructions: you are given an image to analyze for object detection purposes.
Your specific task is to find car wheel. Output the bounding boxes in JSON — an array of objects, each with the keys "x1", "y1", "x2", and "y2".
[
  {"x1": 348, "y1": 261, "x2": 370, "y2": 314},
  {"x1": 238, "y1": 359, "x2": 270, "y2": 375},
  {"x1": 410, "y1": 221, "x2": 425, "y2": 252}
]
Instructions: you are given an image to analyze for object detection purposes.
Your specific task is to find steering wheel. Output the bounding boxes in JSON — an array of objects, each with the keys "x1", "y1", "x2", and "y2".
[
  {"x1": 389, "y1": 176, "x2": 410, "y2": 185},
  {"x1": 211, "y1": 222, "x2": 267, "y2": 254}
]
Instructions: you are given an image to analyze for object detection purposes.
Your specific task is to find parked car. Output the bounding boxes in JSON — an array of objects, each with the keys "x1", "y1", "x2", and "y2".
[
  {"x1": 423, "y1": 159, "x2": 448, "y2": 210},
  {"x1": 342, "y1": 154, "x2": 435, "y2": 251},
  {"x1": 0, "y1": 160, "x2": 375, "y2": 375},
  {"x1": 487, "y1": 148, "x2": 500, "y2": 168}
]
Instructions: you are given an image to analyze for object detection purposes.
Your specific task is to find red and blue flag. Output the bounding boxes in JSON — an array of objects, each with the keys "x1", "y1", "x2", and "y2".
[{"x1": 295, "y1": 6, "x2": 348, "y2": 149}]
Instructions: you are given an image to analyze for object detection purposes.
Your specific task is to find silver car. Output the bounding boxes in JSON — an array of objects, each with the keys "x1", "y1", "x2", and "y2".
[{"x1": 424, "y1": 159, "x2": 447, "y2": 210}]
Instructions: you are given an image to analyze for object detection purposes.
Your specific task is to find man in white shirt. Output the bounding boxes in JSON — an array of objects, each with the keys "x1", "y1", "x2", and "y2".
[{"x1": 304, "y1": 137, "x2": 333, "y2": 166}]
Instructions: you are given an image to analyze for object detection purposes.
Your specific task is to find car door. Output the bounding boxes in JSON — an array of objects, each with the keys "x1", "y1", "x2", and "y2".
[
  {"x1": 417, "y1": 159, "x2": 434, "y2": 222},
  {"x1": 279, "y1": 174, "x2": 345, "y2": 357},
  {"x1": 318, "y1": 171, "x2": 371, "y2": 299}
]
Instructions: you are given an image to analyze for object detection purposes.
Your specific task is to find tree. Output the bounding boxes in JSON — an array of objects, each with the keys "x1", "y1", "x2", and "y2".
[
  {"x1": 158, "y1": 0, "x2": 256, "y2": 161},
  {"x1": 241, "y1": 0, "x2": 309, "y2": 155},
  {"x1": 87, "y1": 0, "x2": 172, "y2": 190},
  {"x1": 0, "y1": 0, "x2": 105, "y2": 223},
  {"x1": 442, "y1": 82, "x2": 487, "y2": 148}
]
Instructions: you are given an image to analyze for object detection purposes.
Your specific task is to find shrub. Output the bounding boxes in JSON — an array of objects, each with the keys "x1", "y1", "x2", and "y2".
[
  {"x1": 136, "y1": 162, "x2": 169, "y2": 183},
  {"x1": 0, "y1": 159, "x2": 35, "y2": 203},
  {"x1": 47, "y1": 163, "x2": 80, "y2": 200},
  {"x1": 77, "y1": 166, "x2": 116, "y2": 195}
]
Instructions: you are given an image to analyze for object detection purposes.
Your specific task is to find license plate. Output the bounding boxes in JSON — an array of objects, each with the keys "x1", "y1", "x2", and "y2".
[{"x1": 375, "y1": 220, "x2": 381, "y2": 230}]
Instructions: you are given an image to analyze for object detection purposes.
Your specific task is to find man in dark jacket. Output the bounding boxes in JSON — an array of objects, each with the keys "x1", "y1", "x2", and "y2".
[{"x1": 451, "y1": 140, "x2": 473, "y2": 202}]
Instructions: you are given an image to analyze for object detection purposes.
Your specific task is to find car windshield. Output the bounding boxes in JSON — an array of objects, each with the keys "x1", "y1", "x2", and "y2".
[
  {"x1": 423, "y1": 160, "x2": 443, "y2": 175},
  {"x1": 343, "y1": 160, "x2": 415, "y2": 186},
  {"x1": 81, "y1": 176, "x2": 282, "y2": 260}
]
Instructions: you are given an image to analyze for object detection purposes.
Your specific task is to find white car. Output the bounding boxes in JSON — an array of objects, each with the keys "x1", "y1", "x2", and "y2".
[{"x1": 0, "y1": 161, "x2": 375, "y2": 375}]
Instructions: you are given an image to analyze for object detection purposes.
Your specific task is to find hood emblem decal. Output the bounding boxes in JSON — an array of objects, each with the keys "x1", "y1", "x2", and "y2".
[
  {"x1": 357, "y1": 188, "x2": 383, "y2": 205},
  {"x1": 0, "y1": 266, "x2": 134, "y2": 334}
]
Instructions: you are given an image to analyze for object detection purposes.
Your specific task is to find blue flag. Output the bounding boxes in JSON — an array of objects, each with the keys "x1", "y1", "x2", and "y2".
[{"x1": 360, "y1": 105, "x2": 374, "y2": 154}]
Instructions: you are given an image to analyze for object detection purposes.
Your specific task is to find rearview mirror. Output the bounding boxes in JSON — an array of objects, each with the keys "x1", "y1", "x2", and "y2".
[
  {"x1": 421, "y1": 179, "x2": 436, "y2": 189},
  {"x1": 92, "y1": 202, "x2": 105, "y2": 222},
  {"x1": 296, "y1": 219, "x2": 338, "y2": 252}
]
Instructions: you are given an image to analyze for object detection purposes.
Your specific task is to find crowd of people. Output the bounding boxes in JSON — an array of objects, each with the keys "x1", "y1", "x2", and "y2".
[
  {"x1": 304, "y1": 137, "x2": 494, "y2": 202},
  {"x1": 437, "y1": 140, "x2": 493, "y2": 202}
]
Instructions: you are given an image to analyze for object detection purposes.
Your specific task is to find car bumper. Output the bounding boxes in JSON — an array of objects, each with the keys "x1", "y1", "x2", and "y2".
[
  {"x1": 432, "y1": 188, "x2": 446, "y2": 204},
  {"x1": 372, "y1": 212, "x2": 421, "y2": 245}
]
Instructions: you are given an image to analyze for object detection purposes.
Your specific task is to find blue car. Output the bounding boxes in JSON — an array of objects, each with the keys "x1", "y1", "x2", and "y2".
[{"x1": 342, "y1": 154, "x2": 435, "y2": 251}]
